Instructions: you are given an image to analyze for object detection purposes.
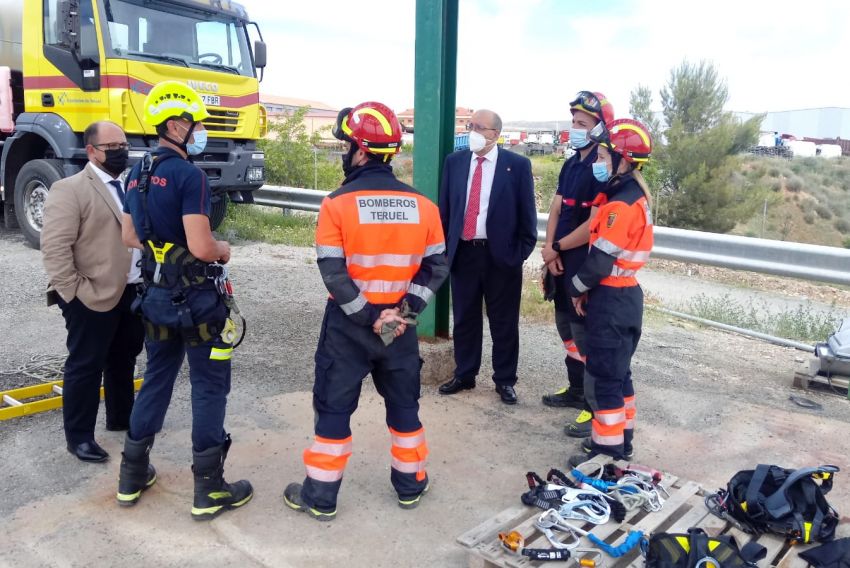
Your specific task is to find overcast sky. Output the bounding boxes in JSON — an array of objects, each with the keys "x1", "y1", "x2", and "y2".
[{"x1": 237, "y1": 0, "x2": 850, "y2": 122}]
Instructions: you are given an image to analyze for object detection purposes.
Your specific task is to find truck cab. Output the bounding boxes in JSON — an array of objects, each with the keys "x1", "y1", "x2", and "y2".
[{"x1": 0, "y1": 0, "x2": 268, "y2": 248}]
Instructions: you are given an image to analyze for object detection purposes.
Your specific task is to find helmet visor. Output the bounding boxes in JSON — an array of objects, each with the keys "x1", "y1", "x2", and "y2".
[
  {"x1": 588, "y1": 120, "x2": 609, "y2": 145},
  {"x1": 570, "y1": 91, "x2": 602, "y2": 117},
  {"x1": 332, "y1": 107, "x2": 354, "y2": 142}
]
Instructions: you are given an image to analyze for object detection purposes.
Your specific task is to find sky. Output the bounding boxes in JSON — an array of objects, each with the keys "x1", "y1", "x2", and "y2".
[{"x1": 237, "y1": 0, "x2": 850, "y2": 122}]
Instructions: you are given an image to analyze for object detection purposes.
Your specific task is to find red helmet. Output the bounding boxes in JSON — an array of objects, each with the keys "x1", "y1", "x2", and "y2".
[
  {"x1": 590, "y1": 118, "x2": 652, "y2": 168},
  {"x1": 569, "y1": 91, "x2": 614, "y2": 125},
  {"x1": 333, "y1": 101, "x2": 402, "y2": 161}
]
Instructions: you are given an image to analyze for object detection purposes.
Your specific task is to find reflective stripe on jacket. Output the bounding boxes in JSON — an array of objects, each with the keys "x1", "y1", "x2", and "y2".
[
  {"x1": 315, "y1": 163, "x2": 449, "y2": 326},
  {"x1": 569, "y1": 175, "x2": 653, "y2": 296}
]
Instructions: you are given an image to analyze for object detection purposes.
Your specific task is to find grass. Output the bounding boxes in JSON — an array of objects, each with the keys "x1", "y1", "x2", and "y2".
[
  {"x1": 218, "y1": 204, "x2": 316, "y2": 246},
  {"x1": 520, "y1": 270, "x2": 556, "y2": 323},
  {"x1": 681, "y1": 293, "x2": 841, "y2": 342}
]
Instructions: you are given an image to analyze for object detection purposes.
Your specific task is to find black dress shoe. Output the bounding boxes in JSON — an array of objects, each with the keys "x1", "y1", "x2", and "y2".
[
  {"x1": 439, "y1": 377, "x2": 476, "y2": 395},
  {"x1": 495, "y1": 385, "x2": 518, "y2": 405},
  {"x1": 105, "y1": 422, "x2": 130, "y2": 432},
  {"x1": 67, "y1": 440, "x2": 109, "y2": 463}
]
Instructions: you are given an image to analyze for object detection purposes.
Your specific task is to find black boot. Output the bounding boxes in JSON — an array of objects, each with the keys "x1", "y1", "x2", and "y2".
[
  {"x1": 191, "y1": 434, "x2": 253, "y2": 521},
  {"x1": 116, "y1": 434, "x2": 157, "y2": 506},
  {"x1": 542, "y1": 357, "x2": 586, "y2": 408}
]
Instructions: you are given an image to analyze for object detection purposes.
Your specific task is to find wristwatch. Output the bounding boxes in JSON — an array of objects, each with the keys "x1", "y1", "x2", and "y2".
[{"x1": 552, "y1": 240, "x2": 562, "y2": 252}]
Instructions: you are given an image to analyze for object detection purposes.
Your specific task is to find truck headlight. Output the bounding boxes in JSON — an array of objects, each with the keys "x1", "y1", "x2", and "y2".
[
  {"x1": 252, "y1": 153, "x2": 265, "y2": 161},
  {"x1": 246, "y1": 166, "x2": 264, "y2": 183}
]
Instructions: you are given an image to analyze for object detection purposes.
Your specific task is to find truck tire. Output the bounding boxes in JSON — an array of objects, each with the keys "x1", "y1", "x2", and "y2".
[
  {"x1": 209, "y1": 194, "x2": 228, "y2": 231},
  {"x1": 14, "y1": 159, "x2": 66, "y2": 249}
]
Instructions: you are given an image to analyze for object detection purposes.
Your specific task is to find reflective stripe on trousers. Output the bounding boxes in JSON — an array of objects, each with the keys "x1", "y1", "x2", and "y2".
[
  {"x1": 624, "y1": 395, "x2": 636, "y2": 429},
  {"x1": 390, "y1": 426, "x2": 428, "y2": 482},
  {"x1": 591, "y1": 407, "x2": 625, "y2": 447},
  {"x1": 303, "y1": 435, "x2": 353, "y2": 483},
  {"x1": 563, "y1": 339, "x2": 586, "y2": 363}
]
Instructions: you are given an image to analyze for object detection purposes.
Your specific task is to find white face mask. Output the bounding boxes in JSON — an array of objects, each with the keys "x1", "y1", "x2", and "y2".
[{"x1": 468, "y1": 130, "x2": 490, "y2": 153}]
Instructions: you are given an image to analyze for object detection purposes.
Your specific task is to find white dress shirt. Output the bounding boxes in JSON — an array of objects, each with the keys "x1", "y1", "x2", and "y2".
[
  {"x1": 88, "y1": 162, "x2": 142, "y2": 284},
  {"x1": 464, "y1": 144, "x2": 499, "y2": 239}
]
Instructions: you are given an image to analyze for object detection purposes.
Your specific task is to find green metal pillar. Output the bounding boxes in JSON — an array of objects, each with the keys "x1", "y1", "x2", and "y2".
[{"x1": 413, "y1": 0, "x2": 458, "y2": 338}]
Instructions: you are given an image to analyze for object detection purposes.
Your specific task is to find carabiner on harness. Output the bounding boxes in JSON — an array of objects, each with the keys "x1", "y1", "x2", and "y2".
[{"x1": 559, "y1": 487, "x2": 611, "y2": 524}]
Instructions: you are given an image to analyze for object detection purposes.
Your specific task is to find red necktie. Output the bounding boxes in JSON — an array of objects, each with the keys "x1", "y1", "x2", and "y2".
[{"x1": 462, "y1": 156, "x2": 486, "y2": 240}]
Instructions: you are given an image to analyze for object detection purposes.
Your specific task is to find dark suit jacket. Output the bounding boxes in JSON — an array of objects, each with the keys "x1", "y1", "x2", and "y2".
[{"x1": 438, "y1": 148, "x2": 538, "y2": 269}]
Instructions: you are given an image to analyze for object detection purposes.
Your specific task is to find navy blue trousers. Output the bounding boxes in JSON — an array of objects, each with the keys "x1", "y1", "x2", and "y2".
[
  {"x1": 301, "y1": 300, "x2": 427, "y2": 511},
  {"x1": 128, "y1": 287, "x2": 232, "y2": 452},
  {"x1": 450, "y1": 241, "x2": 523, "y2": 386},
  {"x1": 583, "y1": 285, "x2": 642, "y2": 457}
]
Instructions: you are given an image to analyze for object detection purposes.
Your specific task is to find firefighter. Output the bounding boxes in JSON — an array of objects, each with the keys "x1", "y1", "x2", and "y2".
[
  {"x1": 116, "y1": 81, "x2": 252, "y2": 520},
  {"x1": 566, "y1": 119, "x2": 654, "y2": 467},
  {"x1": 283, "y1": 102, "x2": 449, "y2": 521},
  {"x1": 540, "y1": 92, "x2": 614, "y2": 444}
]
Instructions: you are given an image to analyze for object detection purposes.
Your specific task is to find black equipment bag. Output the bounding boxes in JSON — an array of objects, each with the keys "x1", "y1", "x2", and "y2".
[
  {"x1": 718, "y1": 464, "x2": 839, "y2": 544},
  {"x1": 645, "y1": 528, "x2": 766, "y2": 568}
]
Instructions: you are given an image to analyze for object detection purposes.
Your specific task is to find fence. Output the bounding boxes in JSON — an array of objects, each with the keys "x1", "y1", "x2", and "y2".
[{"x1": 252, "y1": 185, "x2": 850, "y2": 286}]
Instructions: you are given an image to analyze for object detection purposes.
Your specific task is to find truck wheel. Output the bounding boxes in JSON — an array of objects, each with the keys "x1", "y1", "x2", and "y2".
[
  {"x1": 14, "y1": 159, "x2": 67, "y2": 249},
  {"x1": 209, "y1": 194, "x2": 229, "y2": 230}
]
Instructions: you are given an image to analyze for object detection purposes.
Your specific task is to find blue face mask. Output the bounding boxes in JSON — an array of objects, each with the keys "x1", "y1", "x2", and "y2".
[
  {"x1": 187, "y1": 129, "x2": 208, "y2": 155},
  {"x1": 569, "y1": 128, "x2": 589, "y2": 149},
  {"x1": 592, "y1": 161, "x2": 610, "y2": 183}
]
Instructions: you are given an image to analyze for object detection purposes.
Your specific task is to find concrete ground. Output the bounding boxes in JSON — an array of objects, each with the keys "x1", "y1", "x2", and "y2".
[{"x1": 1, "y1": 233, "x2": 849, "y2": 568}]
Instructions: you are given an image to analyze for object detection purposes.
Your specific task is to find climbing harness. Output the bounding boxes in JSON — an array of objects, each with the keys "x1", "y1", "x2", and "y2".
[{"x1": 705, "y1": 464, "x2": 840, "y2": 544}]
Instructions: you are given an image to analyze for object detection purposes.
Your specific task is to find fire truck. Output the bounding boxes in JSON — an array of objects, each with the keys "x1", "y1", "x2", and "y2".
[{"x1": 0, "y1": 0, "x2": 267, "y2": 247}]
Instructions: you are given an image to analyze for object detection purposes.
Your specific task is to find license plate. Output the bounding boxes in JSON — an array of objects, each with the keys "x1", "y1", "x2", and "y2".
[{"x1": 200, "y1": 94, "x2": 220, "y2": 107}]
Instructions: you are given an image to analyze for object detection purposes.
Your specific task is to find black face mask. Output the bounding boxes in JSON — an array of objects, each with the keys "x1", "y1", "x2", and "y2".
[
  {"x1": 341, "y1": 144, "x2": 359, "y2": 177},
  {"x1": 100, "y1": 148, "x2": 129, "y2": 177}
]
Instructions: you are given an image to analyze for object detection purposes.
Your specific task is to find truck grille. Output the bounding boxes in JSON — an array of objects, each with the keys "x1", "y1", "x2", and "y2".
[{"x1": 206, "y1": 109, "x2": 242, "y2": 132}]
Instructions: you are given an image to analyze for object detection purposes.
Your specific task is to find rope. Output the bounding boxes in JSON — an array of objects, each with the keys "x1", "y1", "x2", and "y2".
[{"x1": 0, "y1": 354, "x2": 66, "y2": 383}]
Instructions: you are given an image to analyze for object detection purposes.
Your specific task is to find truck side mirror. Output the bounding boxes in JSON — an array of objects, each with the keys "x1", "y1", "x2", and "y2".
[{"x1": 253, "y1": 40, "x2": 267, "y2": 69}]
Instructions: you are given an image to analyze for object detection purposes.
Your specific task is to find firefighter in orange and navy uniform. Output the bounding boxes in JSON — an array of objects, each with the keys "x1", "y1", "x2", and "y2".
[
  {"x1": 566, "y1": 119, "x2": 654, "y2": 467},
  {"x1": 283, "y1": 102, "x2": 449, "y2": 520}
]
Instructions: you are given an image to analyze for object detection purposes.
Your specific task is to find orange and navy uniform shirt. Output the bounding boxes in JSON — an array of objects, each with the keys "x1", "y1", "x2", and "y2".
[
  {"x1": 568, "y1": 174, "x2": 653, "y2": 296},
  {"x1": 315, "y1": 162, "x2": 449, "y2": 326}
]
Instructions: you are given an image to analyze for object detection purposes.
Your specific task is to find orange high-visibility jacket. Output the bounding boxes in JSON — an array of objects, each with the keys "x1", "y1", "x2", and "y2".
[
  {"x1": 315, "y1": 163, "x2": 449, "y2": 326},
  {"x1": 568, "y1": 175, "x2": 653, "y2": 296}
]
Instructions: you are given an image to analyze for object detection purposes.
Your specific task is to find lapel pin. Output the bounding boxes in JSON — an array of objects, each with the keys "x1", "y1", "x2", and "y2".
[{"x1": 506, "y1": 167, "x2": 511, "y2": 172}]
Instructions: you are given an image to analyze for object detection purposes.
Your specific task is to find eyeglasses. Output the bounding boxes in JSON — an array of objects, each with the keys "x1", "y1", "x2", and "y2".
[
  {"x1": 466, "y1": 122, "x2": 498, "y2": 133},
  {"x1": 570, "y1": 91, "x2": 602, "y2": 114},
  {"x1": 93, "y1": 142, "x2": 130, "y2": 151}
]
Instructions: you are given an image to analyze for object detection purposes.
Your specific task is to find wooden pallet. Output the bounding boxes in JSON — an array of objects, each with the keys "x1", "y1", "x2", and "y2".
[
  {"x1": 792, "y1": 357, "x2": 849, "y2": 396},
  {"x1": 457, "y1": 465, "x2": 807, "y2": 568}
]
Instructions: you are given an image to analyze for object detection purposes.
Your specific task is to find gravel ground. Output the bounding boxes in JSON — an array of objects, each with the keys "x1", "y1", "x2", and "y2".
[{"x1": 2, "y1": 229, "x2": 849, "y2": 523}]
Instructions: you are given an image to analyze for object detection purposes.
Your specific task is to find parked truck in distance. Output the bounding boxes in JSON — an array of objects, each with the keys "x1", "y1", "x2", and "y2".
[{"x1": 1, "y1": 0, "x2": 268, "y2": 248}]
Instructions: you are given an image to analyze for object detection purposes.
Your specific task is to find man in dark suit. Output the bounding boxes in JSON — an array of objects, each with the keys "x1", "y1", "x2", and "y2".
[{"x1": 438, "y1": 109, "x2": 537, "y2": 404}]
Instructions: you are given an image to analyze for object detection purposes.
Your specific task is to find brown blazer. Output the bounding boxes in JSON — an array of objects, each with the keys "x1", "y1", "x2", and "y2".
[{"x1": 41, "y1": 164, "x2": 132, "y2": 312}]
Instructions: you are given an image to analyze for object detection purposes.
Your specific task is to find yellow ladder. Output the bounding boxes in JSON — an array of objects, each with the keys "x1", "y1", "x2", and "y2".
[{"x1": 0, "y1": 379, "x2": 143, "y2": 421}]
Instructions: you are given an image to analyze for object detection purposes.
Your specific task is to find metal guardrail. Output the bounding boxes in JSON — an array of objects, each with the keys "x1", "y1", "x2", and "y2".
[{"x1": 252, "y1": 185, "x2": 850, "y2": 286}]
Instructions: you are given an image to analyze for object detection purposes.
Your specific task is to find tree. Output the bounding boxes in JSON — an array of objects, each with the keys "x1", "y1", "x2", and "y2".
[
  {"x1": 259, "y1": 107, "x2": 342, "y2": 190},
  {"x1": 634, "y1": 60, "x2": 765, "y2": 232},
  {"x1": 628, "y1": 85, "x2": 661, "y2": 143}
]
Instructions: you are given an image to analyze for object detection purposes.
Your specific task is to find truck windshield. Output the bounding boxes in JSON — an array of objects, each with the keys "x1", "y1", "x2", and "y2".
[{"x1": 103, "y1": 0, "x2": 255, "y2": 77}]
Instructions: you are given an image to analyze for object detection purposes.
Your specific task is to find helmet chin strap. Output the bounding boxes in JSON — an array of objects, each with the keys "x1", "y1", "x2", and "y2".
[{"x1": 163, "y1": 120, "x2": 197, "y2": 152}]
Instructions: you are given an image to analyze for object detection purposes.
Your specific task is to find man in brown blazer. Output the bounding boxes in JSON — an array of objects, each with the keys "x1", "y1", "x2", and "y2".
[{"x1": 41, "y1": 121, "x2": 144, "y2": 463}]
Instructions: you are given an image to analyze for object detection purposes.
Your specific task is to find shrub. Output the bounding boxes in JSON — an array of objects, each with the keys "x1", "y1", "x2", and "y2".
[
  {"x1": 767, "y1": 167, "x2": 781, "y2": 177},
  {"x1": 803, "y1": 212, "x2": 816, "y2": 224},
  {"x1": 786, "y1": 176, "x2": 804, "y2": 192},
  {"x1": 769, "y1": 179, "x2": 782, "y2": 192},
  {"x1": 834, "y1": 217, "x2": 850, "y2": 233},
  {"x1": 815, "y1": 204, "x2": 833, "y2": 220},
  {"x1": 844, "y1": 237, "x2": 850, "y2": 249}
]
